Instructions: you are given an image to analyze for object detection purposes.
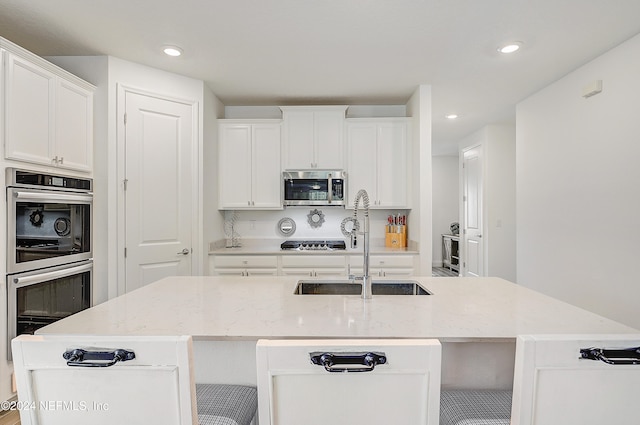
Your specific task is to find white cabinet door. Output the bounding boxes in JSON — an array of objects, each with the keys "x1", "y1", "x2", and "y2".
[
  {"x1": 4, "y1": 53, "x2": 55, "y2": 166},
  {"x1": 346, "y1": 122, "x2": 377, "y2": 205},
  {"x1": 282, "y1": 107, "x2": 346, "y2": 170},
  {"x1": 212, "y1": 255, "x2": 278, "y2": 276},
  {"x1": 281, "y1": 255, "x2": 346, "y2": 277},
  {"x1": 349, "y1": 255, "x2": 415, "y2": 277},
  {"x1": 256, "y1": 339, "x2": 441, "y2": 425},
  {"x1": 252, "y1": 124, "x2": 282, "y2": 208},
  {"x1": 219, "y1": 124, "x2": 252, "y2": 208},
  {"x1": 511, "y1": 334, "x2": 640, "y2": 425},
  {"x1": 12, "y1": 335, "x2": 197, "y2": 425},
  {"x1": 377, "y1": 122, "x2": 408, "y2": 208},
  {"x1": 314, "y1": 109, "x2": 345, "y2": 169},
  {"x1": 282, "y1": 109, "x2": 315, "y2": 169},
  {"x1": 346, "y1": 119, "x2": 409, "y2": 208},
  {"x1": 54, "y1": 79, "x2": 93, "y2": 172},
  {"x1": 219, "y1": 121, "x2": 281, "y2": 209}
]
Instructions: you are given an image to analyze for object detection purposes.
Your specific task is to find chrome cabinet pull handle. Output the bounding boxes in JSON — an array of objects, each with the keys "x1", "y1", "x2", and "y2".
[
  {"x1": 580, "y1": 346, "x2": 640, "y2": 365},
  {"x1": 63, "y1": 348, "x2": 135, "y2": 368},
  {"x1": 310, "y1": 351, "x2": 387, "y2": 373}
]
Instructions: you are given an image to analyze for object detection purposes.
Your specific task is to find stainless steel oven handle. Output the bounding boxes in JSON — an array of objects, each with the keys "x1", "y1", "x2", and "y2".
[
  {"x1": 13, "y1": 190, "x2": 93, "y2": 203},
  {"x1": 13, "y1": 262, "x2": 93, "y2": 287}
]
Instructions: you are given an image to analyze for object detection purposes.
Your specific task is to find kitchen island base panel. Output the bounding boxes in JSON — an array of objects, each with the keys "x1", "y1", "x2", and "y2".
[
  {"x1": 193, "y1": 340, "x2": 258, "y2": 386},
  {"x1": 191, "y1": 340, "x2": 517, "y2": 391}
]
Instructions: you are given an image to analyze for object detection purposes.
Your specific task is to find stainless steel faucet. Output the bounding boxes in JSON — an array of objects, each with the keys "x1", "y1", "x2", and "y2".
[{"x1": 352, "y1": 189, "x2": 372, "y2": 299}]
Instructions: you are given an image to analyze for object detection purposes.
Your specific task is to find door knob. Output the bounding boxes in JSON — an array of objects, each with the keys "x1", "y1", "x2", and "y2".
[{"x1": 177, "y1": 248, "x2": 190, "y2": 255}]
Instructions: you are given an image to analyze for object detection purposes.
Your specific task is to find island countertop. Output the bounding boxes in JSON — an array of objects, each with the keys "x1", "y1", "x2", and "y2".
[{"x1": 38, "y1": 276, "x2": 638, "y2": 341}]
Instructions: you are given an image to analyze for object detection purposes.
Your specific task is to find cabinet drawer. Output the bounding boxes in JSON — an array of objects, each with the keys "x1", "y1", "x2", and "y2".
[
  {"x1": 281, "y1": 268, "x2": 345, "y2": 277},
  {"x1": 281, "y1": 255, "x2": 345, "y2": 268},
  {"x1": 349, "y1": 255, "x2": 415, "y2": 268},
  {"x1": 213, "y1": 255, "x2": 278, "y2": 268}
]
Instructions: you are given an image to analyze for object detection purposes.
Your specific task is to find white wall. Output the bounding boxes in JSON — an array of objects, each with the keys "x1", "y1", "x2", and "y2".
[
  {"x1": 516, "y1": 33, "x2": 640, "y2": 330},
  {"x1": 48, "y1": 56, "x2": 205, "y2": 300},
  {"x1": 202, "y1": 87, "x2": 225, "y2": 274},
  {"x1": 485, "y1": 125, "x2": 516, "y2": 281},
  {"x1": 45, "y1": 56, "x2": 110, "y2": 302},
  {"x1": 432, "y1": 155, "x2": 459, "y2": 266},
  {"x1": 406, "y1": 85, "x2": 433, "y2": 275}
]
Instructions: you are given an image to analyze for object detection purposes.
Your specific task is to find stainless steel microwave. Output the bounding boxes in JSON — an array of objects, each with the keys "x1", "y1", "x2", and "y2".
[{"x1": 283, "y1": 171, "x2": 346, "y2": 206}]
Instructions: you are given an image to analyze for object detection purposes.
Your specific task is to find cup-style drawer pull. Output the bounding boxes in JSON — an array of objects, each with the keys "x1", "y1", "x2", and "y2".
[
  {"x1": 580, "y1": 346, "x2": 640, "y2": 365},
  {"x1": 310, "y1": 351, "x2": 386, "y2": 373},
  {"x1": 63, "y1": 348, "x2": 136, "y2": 367}
]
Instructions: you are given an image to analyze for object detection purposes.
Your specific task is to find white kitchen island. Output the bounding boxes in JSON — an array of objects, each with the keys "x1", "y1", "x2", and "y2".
[
  {"x1": 39, "y1": 275, "x2": 636, "y2": 339},
  {"x1": 37, "y1": 275, "x2": 638, "y2": 390}
]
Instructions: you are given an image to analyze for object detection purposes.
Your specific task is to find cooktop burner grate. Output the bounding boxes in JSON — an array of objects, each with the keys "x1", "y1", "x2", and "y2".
[{"x1": 281, "y1": 240, "x2": 346, "y2": 251}]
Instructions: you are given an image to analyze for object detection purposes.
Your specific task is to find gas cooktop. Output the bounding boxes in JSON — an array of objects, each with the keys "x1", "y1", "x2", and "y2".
[{"x1": 280, "y1": 240, "x2": 347, "y2": 251}]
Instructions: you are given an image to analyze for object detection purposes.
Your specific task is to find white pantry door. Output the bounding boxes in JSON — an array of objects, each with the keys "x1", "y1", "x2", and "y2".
[
  {"x1": 462, "y1": 145, "x2": 484, "y2": 276},
  {"x1": 124, "y1": 91, "x2": 194, "y2": 293}
]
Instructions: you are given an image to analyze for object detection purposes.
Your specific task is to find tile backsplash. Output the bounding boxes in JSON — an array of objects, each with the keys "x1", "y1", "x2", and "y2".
[{"x1": 223, "y1": 208, "x2": 409, "y2": 241}]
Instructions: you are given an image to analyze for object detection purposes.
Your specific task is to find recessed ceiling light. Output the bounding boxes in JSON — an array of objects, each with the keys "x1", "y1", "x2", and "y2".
[
  {"x1": 163, "y1": 46, "x2": 183, "y2": 57},
  {"x1": 446, "y1": 114, "x2": 458, "y2": 120},
  {"x1": 498, "y1": 42, "x2": 522, "y2": 54}
]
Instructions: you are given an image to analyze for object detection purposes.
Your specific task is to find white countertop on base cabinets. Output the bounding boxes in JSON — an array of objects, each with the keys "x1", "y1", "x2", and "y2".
[
  {"x1": 208, "y1": 239, "x2": 419, "y2": 255},
  {"x1": 38, "y1": 276, "x2": 638, "y2": 341}
]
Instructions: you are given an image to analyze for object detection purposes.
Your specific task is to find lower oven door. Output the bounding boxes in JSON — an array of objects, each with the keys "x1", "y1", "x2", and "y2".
[{"x1": 7, "y1": 260, "x2": 92, "y2": 359}]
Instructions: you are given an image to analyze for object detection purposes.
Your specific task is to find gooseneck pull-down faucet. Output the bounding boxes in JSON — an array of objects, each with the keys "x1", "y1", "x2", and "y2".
[{"x1": 343, "y1": 189, "x2": 372, "y2": 299}]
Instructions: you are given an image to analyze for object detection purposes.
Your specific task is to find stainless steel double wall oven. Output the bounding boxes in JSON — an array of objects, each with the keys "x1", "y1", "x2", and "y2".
[{"x1": 6, "y1": 168, "x2": 93, "y2": 356}]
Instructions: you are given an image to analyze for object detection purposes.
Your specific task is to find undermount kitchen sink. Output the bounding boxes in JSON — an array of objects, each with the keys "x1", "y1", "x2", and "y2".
[{"x1": 294, "y1": 280, "x2": 431, "y2": 296}]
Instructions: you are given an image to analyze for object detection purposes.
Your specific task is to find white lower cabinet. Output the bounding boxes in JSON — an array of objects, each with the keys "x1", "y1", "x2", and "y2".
[
  {"x1": 349, "y1": 254, "x2": 415, "y2": 277},
  {"x1": 210, "y1": 253, "x2": 415, "y2": 278},
  {"x1": 280, "y1": 255, "x2": 346, "y2": 277},
  {"x1": 211, "y1": 255, "x2": 278, "y2": 277}
]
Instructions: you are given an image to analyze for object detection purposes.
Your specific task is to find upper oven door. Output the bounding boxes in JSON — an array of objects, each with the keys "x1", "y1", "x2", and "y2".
[{"x1": 7, "y1": 187, "x2": 92, "y2": 273}]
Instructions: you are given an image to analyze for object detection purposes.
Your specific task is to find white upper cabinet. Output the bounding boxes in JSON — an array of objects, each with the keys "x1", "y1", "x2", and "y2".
[
  {"x1": 3, "y1": 49, "x2": 94, "y2": 172},
  {"x1": 281, "y1": 106, "x2": 347, "y2": 170},
  {"x1": 218, "y1": 120, "x2": 282, "y2": 210},
  {"x1": 54, "y1": 79, "x2": 94, "y2": 171},
  {"x1": 346, "y1": 118, "x2": 410, "y2": 208}
]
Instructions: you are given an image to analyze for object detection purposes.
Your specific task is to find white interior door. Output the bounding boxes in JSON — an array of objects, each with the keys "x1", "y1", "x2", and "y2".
[
  {"x1": 462, "y1": 145, "x2": 484, "y2": 276},
  {"x1": 256, "y1": 339, "x2": 441, "y2": 425},
  {"x1": 124, "y1": 91, "x2": 194, "y2": 293},
  {"x1": 11, "y1": 334, "x2": 197, "y2": 425},
  {"x1": 511, "y1": 334, "x2": 640, "y2": 424}
]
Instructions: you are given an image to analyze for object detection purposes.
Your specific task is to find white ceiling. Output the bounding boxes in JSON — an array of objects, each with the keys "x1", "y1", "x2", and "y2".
[{"x1": 1, "y1": 0, "x2": 639, "y2": 155}]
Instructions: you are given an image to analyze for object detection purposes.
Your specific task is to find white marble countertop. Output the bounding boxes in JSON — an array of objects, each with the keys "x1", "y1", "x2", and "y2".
[{"x1": 39, "y1": 276, "x2": 637, "y2": 341}]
